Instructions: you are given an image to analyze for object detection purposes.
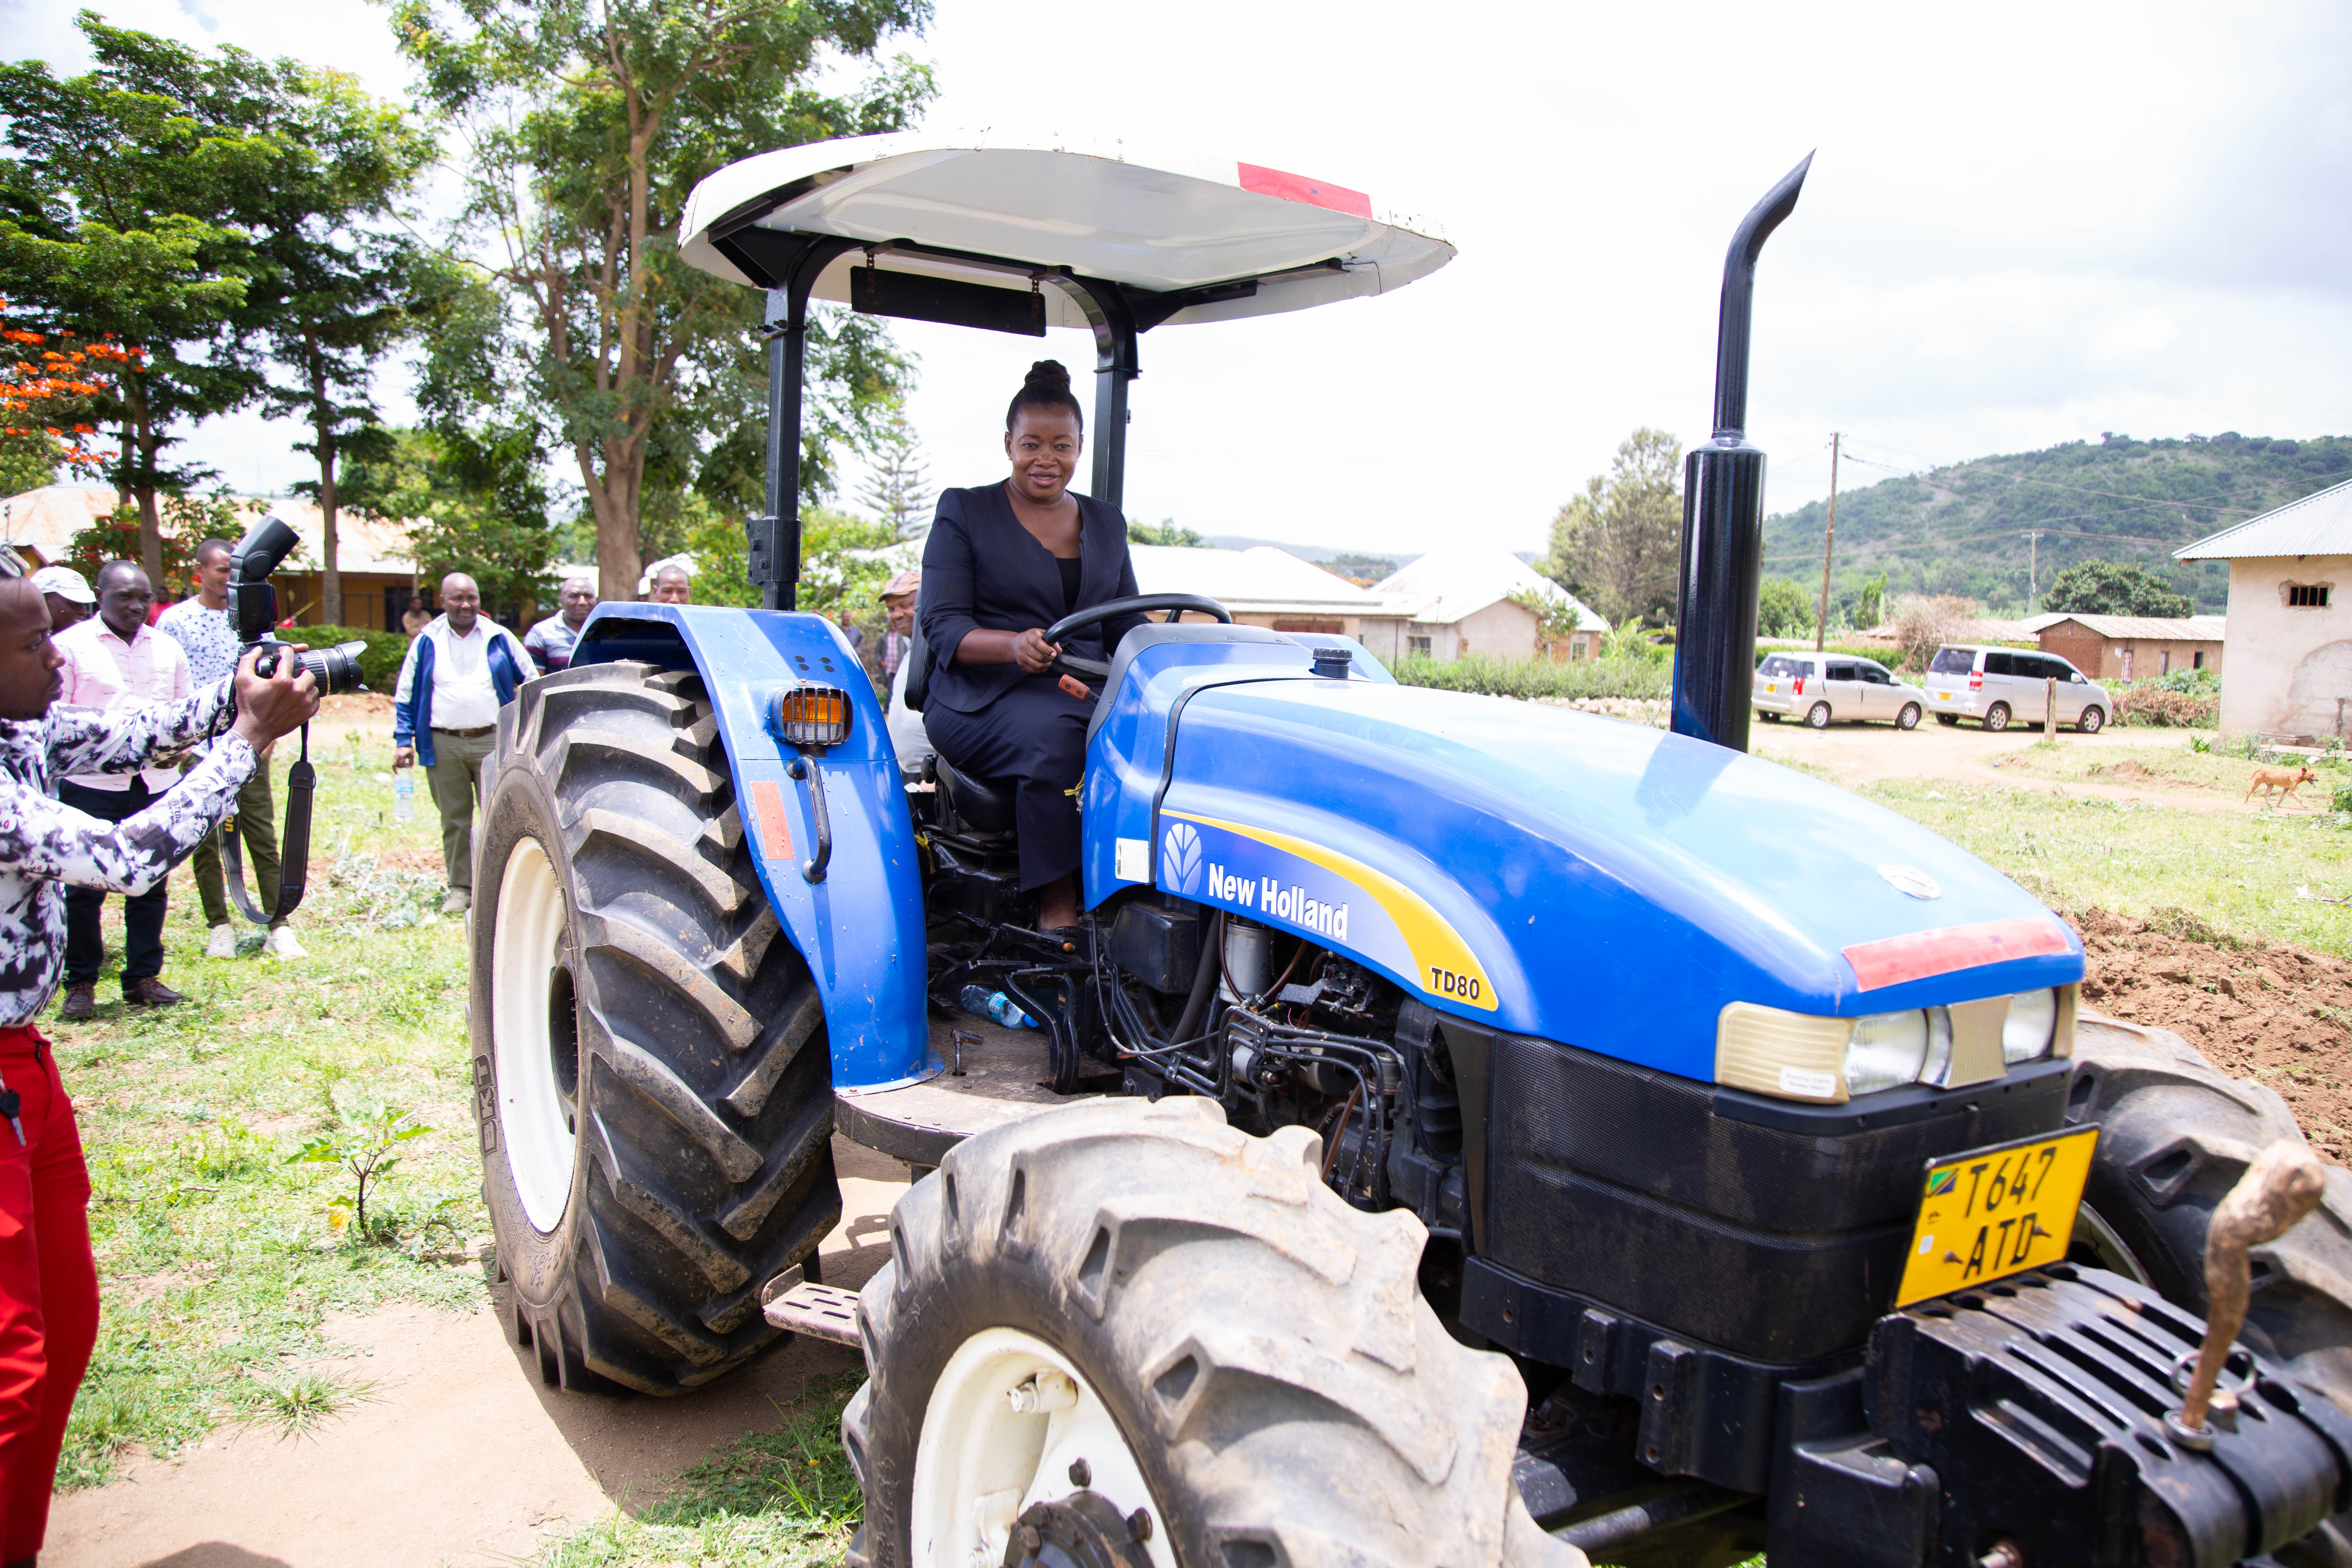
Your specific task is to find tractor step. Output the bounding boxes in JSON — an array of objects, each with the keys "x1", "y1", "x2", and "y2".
[
  {"x1": 762, "y1": 1271, "x2": 863, "y2": 1346},
  {"x1": 833, "y1": 1013, "x2": 1107, "y2": 1168}
]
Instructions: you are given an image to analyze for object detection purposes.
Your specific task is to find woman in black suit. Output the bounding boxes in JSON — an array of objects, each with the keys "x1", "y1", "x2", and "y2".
[{"x1": 919, "y1": 361, "x2": 1147, "y2": 932}]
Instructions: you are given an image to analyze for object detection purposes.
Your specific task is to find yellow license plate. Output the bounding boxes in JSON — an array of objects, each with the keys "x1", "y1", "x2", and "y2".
[
  {"x1": 1935, "y1": 691, "x2": 1951, "y2": 701},
  {"x1": 1894, "y1": 1126, "x2": 2098, "y2": 1307},
  {"x1": 1765, "y1": 684, "x2": 1778, "y2": 693}
]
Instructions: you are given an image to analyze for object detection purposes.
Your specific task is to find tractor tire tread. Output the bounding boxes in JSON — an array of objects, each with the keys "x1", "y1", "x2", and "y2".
[
  {"x1": 845, "y1": 1097, "x2": 1582, "y2": 1568},
  {"x1": 476, "y1": 659, "x2": 839, "y2": 1395}
]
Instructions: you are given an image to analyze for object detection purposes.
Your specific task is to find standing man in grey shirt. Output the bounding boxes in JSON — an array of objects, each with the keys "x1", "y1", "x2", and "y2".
[{"x1": 156, "y1": 539, "x2": 301, "y2": 960}]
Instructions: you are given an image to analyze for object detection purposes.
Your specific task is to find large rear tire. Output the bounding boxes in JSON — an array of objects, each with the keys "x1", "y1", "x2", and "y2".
[
  {"x1": 842, "y1": 1097, "x2": 1583, "y2": 1568},
  {"x1": 470, "y1": 659, "x2": 839, "y2": 1394}
]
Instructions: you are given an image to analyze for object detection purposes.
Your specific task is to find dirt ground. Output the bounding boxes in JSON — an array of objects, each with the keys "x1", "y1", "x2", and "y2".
[
  {"x1": 2069, "y1": 907, "x2": 2352, "y2": 1157},
  {"x1": 48, "y1": 1138, "x2": 913, "y2": 1568}
]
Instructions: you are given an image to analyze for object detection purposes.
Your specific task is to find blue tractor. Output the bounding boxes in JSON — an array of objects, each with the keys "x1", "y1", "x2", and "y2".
[{"x1": 470, "y1": 136, "x2": 2352, "y2": 1567}]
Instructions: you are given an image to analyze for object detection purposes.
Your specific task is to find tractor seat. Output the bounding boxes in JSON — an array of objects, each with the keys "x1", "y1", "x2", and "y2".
[{"x1": 935, "y1": 757, "x2": 1018, "y2": 835}]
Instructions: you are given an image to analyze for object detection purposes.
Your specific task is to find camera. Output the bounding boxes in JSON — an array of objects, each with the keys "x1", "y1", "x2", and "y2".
[{"x1": 228, "y1": 515, "x2": 368, "y2": 698}]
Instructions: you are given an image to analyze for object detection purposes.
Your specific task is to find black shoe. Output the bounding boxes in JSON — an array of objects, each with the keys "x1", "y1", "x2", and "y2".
[
  {"x1": 58, "y1": 983, "x2": 94, "y2": 1022},
  {"x1": 123, "y1": 976, "x2": 186, "y2": 1008}
]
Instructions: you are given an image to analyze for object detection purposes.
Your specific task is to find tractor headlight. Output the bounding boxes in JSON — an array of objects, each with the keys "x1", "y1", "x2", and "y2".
[
  {"x1": 2002, "y1": 987, "x2": 2060, "y2": 1063},
  {"x1": 1844, "y1": 1009, "x2": 1929, "y2": 1096},
  {"x1": 1717, "y1": 984, "x2": 2078, "y2": 1103}
]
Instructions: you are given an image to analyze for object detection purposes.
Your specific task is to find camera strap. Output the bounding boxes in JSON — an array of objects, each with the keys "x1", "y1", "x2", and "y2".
[{"x1": 223, "y1": 722, "x2": 315, "y2": 924}]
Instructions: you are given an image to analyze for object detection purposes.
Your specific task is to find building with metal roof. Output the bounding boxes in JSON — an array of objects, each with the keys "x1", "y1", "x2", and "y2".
[
  {"x1": 2035, "y1": 613, "x2": 2225, "y2": 683},
  {"x1": 1374, "y1": 549, "x2": 1608, "y2": 662},
  {"x1": 2172, "y1": 477, "x2": 2351, "y2": 742},
  {"x1": 1128, "y1": 544, "x2": 1411, "y2": 658}
]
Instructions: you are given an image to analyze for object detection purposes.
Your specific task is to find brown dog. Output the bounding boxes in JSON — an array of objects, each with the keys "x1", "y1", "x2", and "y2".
[{"x1": 2246, "y1": 764, "x2": 2319, "y2": 805}]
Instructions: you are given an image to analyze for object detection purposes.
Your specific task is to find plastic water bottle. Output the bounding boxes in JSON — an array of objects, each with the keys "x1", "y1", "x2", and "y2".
[
  {"x1": 959, "y1": 984, "x2": 1036, "y2": 1030},
  {"x1": 393, "y1": 769, "x2": 415, "y2": 823}
]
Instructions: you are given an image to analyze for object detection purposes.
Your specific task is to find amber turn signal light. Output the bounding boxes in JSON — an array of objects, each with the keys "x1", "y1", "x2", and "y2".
[{"x1": 773, "y1": 684, "x2": 851, "y2": 748}]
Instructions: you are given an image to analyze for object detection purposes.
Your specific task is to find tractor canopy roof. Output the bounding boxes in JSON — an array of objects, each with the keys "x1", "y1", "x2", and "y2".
[{"x1": 677, "y1": 131, "x2": 1454, "y2": 331}]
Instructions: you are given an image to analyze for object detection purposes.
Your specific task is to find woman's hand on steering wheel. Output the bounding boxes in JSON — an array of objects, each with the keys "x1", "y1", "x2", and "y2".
[{"x1": 1012, "y1": 627, "x2": 1060, "y2": 674}]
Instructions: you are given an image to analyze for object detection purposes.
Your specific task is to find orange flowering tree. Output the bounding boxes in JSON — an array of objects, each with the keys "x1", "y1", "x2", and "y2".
[{"x1": 0, "y1": 295, "x2": 143, "y2": 489}]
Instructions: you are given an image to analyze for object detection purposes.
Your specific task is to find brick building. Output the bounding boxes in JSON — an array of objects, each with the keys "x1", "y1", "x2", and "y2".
[{"x1": 2035, "y1": 613, "x2": 2226, "y2": 682}]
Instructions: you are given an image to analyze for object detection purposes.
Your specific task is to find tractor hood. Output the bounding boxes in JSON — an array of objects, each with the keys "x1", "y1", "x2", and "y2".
[{"x1": 1084, "y1": 647, "x2": 2081, "y2": 1085}]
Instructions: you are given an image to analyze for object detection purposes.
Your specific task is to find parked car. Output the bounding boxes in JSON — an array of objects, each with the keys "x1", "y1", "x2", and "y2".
[
  {"x1": 1752, "y1": 650, "x2": 1927, "y2": 729},
  {"x1": 1922, "y1": 644, "x2": 2108, "y2": 732}
]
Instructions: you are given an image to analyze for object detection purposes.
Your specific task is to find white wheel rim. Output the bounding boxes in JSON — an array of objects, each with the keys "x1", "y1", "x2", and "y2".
[
  {"x1": 494, "y1": 838, "x2": 577, "y2": 1232},
  {"x1": 912, "y1": 1327, "x2": 1176, "y2": 1568}
]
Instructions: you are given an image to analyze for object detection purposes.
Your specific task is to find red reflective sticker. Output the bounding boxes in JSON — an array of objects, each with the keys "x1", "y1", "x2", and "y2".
[
  {"x1": 749, "y1": 779, "x2": 795, "y2": 861},
  {"x1": 1236, "y1": 163, "x2": 1373, "y2": 219},
  {"x1": 1843, "y1": 918, "x2": 2071, "y2": 991}
]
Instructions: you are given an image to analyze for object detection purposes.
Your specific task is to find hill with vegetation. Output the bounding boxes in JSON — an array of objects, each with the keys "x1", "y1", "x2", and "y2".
[{"x1": 1762, "y1": 432, "x2": 2352, "y2": 618}]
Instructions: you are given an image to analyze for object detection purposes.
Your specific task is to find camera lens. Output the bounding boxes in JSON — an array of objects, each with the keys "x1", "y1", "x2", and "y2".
[{"x1": 298, "y1": 641, "x2": 369, "y2": 696}]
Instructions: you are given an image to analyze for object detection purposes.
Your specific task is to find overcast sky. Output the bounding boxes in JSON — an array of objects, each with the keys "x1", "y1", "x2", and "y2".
[{"x1": 7, "y1": 0, "x2": 2347, "y2": 558}]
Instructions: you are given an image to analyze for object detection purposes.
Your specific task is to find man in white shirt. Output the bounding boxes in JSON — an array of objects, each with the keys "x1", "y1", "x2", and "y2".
[
  {"x1": 52, "y1": 562, "x2": 194, "y2": 1017},
  {"x1": 391, "y1": 573, "x2": 533, "y2": 913},
  {"x1": 157, "y1": 539, "x2": 302, "y2": 960}
]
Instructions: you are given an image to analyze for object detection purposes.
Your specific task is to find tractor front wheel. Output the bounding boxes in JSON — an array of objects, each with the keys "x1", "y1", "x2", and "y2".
[
  {"x1": 471, "y1": 659, "x2": 840, "y2": 1394},
  {"x1": 842, "y1": 1098, "x2": 1583, "y2": 1568},
  {"x1": 2069, "y1": 1016, "x2": 2352, "y2": 1565}
]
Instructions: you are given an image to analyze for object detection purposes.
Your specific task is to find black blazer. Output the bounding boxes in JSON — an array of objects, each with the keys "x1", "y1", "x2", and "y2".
[{"x1": 918, "y1": 484, "x2": 1146, "y2": 715}]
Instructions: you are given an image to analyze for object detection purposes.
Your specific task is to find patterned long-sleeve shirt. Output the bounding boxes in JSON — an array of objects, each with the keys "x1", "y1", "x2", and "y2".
[{"x1": 0, "y1": 679, "x2": 254, "y2": 1024}]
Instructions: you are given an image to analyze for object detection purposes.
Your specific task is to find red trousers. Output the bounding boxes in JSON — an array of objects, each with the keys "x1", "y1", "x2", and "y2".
[{"x1": 0, "y1": 1025, "x2": 96, "y2": 1564}]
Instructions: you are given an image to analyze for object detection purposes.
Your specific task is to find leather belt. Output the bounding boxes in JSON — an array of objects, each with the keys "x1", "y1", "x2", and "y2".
[{"x1": 432, "y1": 725, "x2": 496, "y2": 738}]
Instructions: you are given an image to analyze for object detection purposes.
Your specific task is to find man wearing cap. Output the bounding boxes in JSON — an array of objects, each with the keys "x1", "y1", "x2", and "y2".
[
  {"x1": 524, "y1": 576, "x2": 596, "y2": 675},
  {"x1": 0, "y1": 546, "x2": 317, "y2": 1565},
  {"x1": 29, "y1": 568, "x2": 91, "y2": 636},
  {"x1": 158, "y1": 539, "x2": 301, "y2": 960},
  {"x1": 878, "y1": 570, "x2": 932, "y2": 768}
]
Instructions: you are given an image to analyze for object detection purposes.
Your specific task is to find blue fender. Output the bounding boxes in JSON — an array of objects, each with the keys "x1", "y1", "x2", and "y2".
[{"x1": 571, "y1": 604, "x2": 933, "y2": 1091}]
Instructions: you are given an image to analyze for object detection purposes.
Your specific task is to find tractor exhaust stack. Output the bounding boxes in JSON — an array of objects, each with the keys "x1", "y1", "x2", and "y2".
[{"x1": 1670, "y1": 153, "x2": 1812, "y2": 752}]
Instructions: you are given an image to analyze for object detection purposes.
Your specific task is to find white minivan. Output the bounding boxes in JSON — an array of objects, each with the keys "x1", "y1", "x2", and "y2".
[
  {"x1": 1922, "y1": 645, "x2": 2108, "y2": 732},
  {"x1": 1753, "y1": 651, "x2": 1927, "y2": 729}
]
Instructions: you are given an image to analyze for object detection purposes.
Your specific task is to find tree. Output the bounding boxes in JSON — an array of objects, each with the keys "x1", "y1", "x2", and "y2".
[
  {"x1": 393, "y1": 0, "x2": 935, "y2": 601},
  {"x1": 0, "y1": 293, "x2": 141, "y2": 490},
  {"x1": 244, "y1": 71, "x2": 439, "y2": 624},
  {"x1": 0, "y1": 18, "x2": 282, "y2": 579},
  {"x1": 2042, "y1": 559, "x2": 2193, "y2": 619},
  {"x1": 1892, "y1": 594, "x2": 1974, "y2": 672},
  {"x1": 1755, "y1": 576, "x2": 1814, "y2": 639},
  {"x1": 1543, "y1": 427, "x2": 1683, "y2": 626},
  {"x1": 685, "y1": 501, "x2": 893, "y2": 616},
  {"x1": 1855, "y1": 573, "x2": 1887, "y2": 630},
  {"x1": 855, "y1": 412, "x2": 933, "y2": 539},
  {"x1": 1128, "y1": 518, "x2": 1204, "y2": 548},
  {"x1": 343, "y1": 424, "x2": 555, "y2": 615}
]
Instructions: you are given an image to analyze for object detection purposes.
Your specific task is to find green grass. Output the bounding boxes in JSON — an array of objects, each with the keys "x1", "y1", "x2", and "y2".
[
  {"x1": 54, "y1": 730, "x2": 488, "y2": 1487},
  {"x1": 1857, "y1": 776, "x2": 2352, "y2": 955},
  {"x1": 536, "y1": 1372, "x2": 864, "y2": 1568},
  {"x1": 1393, "y1": 653, "x2": 1670, "y2": 701}
]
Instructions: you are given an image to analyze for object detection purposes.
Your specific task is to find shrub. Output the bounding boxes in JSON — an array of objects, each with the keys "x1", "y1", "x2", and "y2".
[
  {"x1": 274, "y1": 624, "x2": 408, "y2": 691},
  {"x1": 2111, "y1": 684, "x2": 2218, "y2": 728},
  {"x1": 1891, "y1": 594, "x2": 1974, "y2": 671},
  {"x1": 1391, "y1": 654, "x2": 1670, "y2": 702}
]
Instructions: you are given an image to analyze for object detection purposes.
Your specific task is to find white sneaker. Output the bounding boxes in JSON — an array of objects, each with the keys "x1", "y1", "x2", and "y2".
[
  {"x1": 204, "y1": 924, "x2": 238, "y2": 960},
  {"x1": 265, "y1": 927, "x2": 308, "y2": 960},
  {"x1": 441, "y1": 888, "x2": 472, "y2": 915}
]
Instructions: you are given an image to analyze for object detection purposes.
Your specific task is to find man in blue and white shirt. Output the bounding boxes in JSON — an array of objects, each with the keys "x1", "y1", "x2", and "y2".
[
  {"x1": 392, "y1": 573, "x2": 532, "y2": 913},
  {"x1": 156, "y1": 539, "x2": 301, "y2": 960}
]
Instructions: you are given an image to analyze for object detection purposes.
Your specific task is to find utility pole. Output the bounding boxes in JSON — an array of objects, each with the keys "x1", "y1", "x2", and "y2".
[
  {"x1": 2028, "y1": 529, "x2": 2041, "y2": 611},
  {"x1": 1814, "y1": 431, "x2": 1841, "y2": 651}
]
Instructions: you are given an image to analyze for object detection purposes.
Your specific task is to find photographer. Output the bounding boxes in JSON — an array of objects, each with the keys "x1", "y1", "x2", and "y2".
[{"x1": 0, "y1": 558, "x2": 317, "y2": 1565}]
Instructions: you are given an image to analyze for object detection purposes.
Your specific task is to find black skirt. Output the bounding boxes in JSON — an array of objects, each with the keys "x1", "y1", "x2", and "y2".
[{"x1": 924, "y1": 674, "x2": 1093, "y2": 894}]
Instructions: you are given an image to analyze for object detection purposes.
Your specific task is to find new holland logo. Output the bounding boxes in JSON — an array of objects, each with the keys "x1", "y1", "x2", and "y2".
[{"x1": 1161, "y1": 820, "x2": 1203, "y2": 893}]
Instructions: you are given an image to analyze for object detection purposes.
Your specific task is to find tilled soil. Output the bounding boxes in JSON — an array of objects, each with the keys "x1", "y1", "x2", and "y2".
[{"x1": 2070, "y1": 906, "x2": 2352, "y2": 1157}]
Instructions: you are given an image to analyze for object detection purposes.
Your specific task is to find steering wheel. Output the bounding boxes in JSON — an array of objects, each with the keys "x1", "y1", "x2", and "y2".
[{"x1": 1040, "y1": 593, "x2": 1232, "y2": 692}]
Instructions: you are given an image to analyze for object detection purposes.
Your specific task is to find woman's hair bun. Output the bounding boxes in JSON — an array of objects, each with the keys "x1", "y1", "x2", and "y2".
[{"x1": 1006, "y1": 358, "x2": 1085, "y2": 433}]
